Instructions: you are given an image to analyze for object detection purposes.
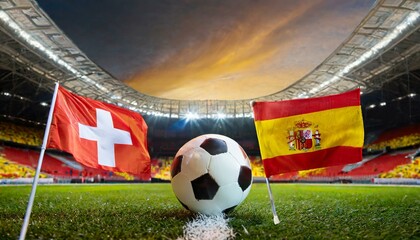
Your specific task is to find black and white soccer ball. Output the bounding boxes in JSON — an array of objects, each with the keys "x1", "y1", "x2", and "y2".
[{"x1": 170, "y1": 134, "x2": 252, "y2": 215}]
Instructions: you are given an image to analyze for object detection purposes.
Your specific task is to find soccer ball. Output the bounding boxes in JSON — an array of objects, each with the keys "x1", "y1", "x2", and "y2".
[{"x1": 170, "y1": 134, "x2": 252, "y2": 215}]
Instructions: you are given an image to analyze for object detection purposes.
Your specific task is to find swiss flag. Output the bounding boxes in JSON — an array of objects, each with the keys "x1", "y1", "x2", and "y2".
[{"x1": 47, "y1": 86, "x2": 150, "y2": 180}]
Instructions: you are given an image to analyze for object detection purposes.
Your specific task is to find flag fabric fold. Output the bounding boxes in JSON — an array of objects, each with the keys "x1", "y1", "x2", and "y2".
[
  {"x1": 47, "y1": 86, "x2": 150, "y2": 180},
  {"x1": 253, "y1": 89, "x2": 364, "y2": 178}
]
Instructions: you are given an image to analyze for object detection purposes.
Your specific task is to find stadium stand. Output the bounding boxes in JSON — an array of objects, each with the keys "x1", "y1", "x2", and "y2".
[
  {"x1": 249, "y1": 156, "x2": 265, "y2": 178},
  {"x1": 269, "y1": 149, "x2": 417, "y2": 182},
  {"x1": 1, "y1": 117, "x2": 419, "y2": 183},
  {"x1": 366, "y1": 123, "x2": 420, "y2": 150},
  {"x1": 271, "y1": 171, "x2": 299, "y2": 182},
  {"x1": 0, "y1": 154, "x2": 47, "y2": 179},
  {"x1": 0, "y1": 146, "x2": 134, "y2": 182},
  {"x1": 0, "y1": 121, "x2": 43, "y2": 147},
  {"x1": 150, "y1": 155, "x2": 267, "y2": 181},
  {"x1": 151, "y1": 157, "x2": 175, "y2": 181},
  {"x1": 1, "y1": 145, "x2": 417, "y2": 183},
  {"x1": 379, "y1": 158, "x2": 420, "y2": 179},
  {"x1": 345, "y1": 152, "x2": 411, "y2": 177},
  {"x1": 0, "y1": 121, "x2": 140, "y2": 182},
  {"x1": 2, "y1": 146, "x2": 80, "y2": 177}
]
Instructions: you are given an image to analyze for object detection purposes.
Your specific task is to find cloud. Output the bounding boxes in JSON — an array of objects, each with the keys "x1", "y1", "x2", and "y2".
[
  {"x1": 126, "y1": 1, "x2": 324, "y2": 100},
  {"x1": 38, "y1": 0, "x2": 375, "y2": 100}
]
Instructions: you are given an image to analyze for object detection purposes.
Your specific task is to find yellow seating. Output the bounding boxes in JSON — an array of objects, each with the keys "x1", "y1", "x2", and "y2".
[{"x1": 0, "y1": 121, "x2": 43, "y2": 147}]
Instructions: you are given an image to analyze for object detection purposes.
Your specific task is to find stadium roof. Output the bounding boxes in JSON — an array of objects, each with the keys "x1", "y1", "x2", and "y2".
[{"x1": 0, "y1": 0, "x2": 419, "y2": 122}]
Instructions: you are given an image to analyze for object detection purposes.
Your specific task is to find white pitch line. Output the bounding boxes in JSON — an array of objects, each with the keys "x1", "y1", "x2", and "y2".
[{"x1": 177, "y1": 214, "x2": 235, "y2": 240}]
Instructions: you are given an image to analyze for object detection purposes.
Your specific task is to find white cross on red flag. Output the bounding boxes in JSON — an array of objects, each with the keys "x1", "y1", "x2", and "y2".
[{"x1": 47, "y1": 86, "x2": 150, "y2": 180}]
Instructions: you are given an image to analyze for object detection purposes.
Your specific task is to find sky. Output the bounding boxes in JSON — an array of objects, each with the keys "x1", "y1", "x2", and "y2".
[{"x1": 37, "y1": 0, "x2": 375, "y2": 100}]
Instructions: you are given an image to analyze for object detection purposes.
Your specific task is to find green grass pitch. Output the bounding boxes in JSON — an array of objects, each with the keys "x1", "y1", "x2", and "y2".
[{"x1": 0, "y1": 183, "x2": 419, "y2": 239}]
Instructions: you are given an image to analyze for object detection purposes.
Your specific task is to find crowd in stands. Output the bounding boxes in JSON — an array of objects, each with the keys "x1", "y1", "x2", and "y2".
[
  {"x1": 151, "y1": 157, "x2": 175, "y2": 181},
  {"x1": 142, "y1": 123, "x2": 420, "y2": 181},
  {"x1": 0, "y1": 154, "x2": 47, "y2": 179},
  {"x1": 379, "y1": 158, "x2": 419, "y2": 179},
  {"x1": 297, "y1": 168, "x2": 326, "y2": 179},
  {"x1": 366, "y1": 123, "x2": 420, "y2": 150},
  {"x1": 150, "y1": 156, "x2": 266, "y2": 181},
  {"x1": 0, "y1": 121, "x2": 43, "y2": 147},
  {"x1": 249, "y1": 156, "x2": 265, "y2": 177},
  {"x1": 114, "y1": 171, "x2": 135, "y2": 181},
  {"x1": 1, "y1": 120, "x2": 419, "y2": 182}
]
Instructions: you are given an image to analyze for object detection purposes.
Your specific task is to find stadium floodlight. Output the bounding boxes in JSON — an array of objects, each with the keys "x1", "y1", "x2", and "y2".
[
  {"x1": 0, "y1": 92, "x2": 31, "y2": 102},
  {"x1": 186, "y1": 112, "x2": 200, "y2": 120},
  {"x1": 368, "y1": 104, "x2": 376, "y2": 109},
  {"x1": 40, "y1": 102, "x2": 49, "y2": 107},
  {"x1": 241, "y1": 112, "x2": 254, "y2": 118},
  {"x1": 408, "y1": 93, "x2": 417, "y2": 98},
  {"x1": 379, "y1": 102, "x2": 386, "y2": 107},
  {"x1": 216, "y1": 112, "x2": 226, "y2": 119},
  {"x1": 128, "y1": 106, "x2": 138, "y2": 111}
]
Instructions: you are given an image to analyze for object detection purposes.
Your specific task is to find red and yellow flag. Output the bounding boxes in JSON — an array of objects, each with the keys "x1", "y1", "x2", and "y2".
[{"x1": 252, "y1": 89, "x2": 364, "y2": 177}]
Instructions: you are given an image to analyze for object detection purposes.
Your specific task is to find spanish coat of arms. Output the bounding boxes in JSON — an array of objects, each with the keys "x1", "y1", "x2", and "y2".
[{"x1": 287, "y1": 119, "x2": 321, "y2": 151}]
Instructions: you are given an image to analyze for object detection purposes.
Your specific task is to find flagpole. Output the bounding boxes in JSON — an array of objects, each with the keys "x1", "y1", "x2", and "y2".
[
  {"x1": 250, "y1": 100, "x2": 280, "y2": 225},
  {"x1": 19, "y1": 83, "x2": 60, "y2": 240},
  {"x1": 265, "y1": 177, "x2": 280, "y2": 225}
]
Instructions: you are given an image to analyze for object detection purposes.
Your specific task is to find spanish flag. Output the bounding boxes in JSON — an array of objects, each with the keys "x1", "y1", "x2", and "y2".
[{"x1": 253, "y1": 89, "x2": 364, "y2": 178}]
